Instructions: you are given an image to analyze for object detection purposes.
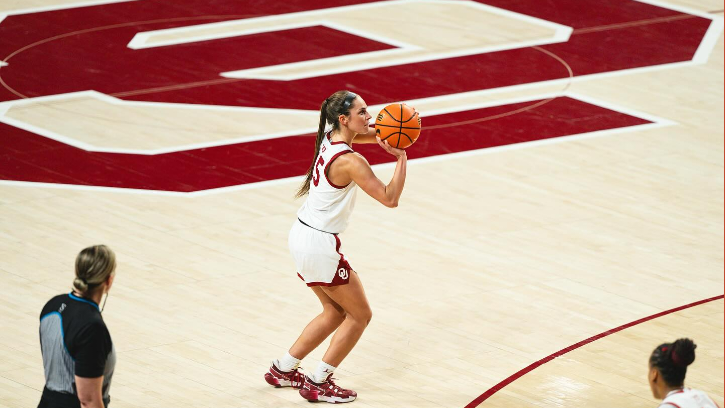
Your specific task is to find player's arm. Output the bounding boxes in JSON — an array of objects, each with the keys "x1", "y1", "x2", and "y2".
[
  {"x1": 346, "y1": 138, "x2": 407, "y2": 208},
  {"x1": 352, "y1": 127, "x2": 379, "y2": 144},
  {"x1": 75, "y1": 375, "x2": 105, "y2": 408}
]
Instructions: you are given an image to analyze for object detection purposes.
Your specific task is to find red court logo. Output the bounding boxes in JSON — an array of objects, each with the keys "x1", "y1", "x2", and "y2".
[{"x1": 0, "y1": 0, "x2": 720, "y2": 194}]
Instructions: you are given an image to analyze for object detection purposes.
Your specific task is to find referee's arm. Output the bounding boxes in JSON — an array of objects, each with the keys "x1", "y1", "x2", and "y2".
[
  {"x1": 74, "y1": 321, "x2": 112, "y2": 408},
  {"x1": 75, "y1": 375, "x2": 104, "y2": 408}
]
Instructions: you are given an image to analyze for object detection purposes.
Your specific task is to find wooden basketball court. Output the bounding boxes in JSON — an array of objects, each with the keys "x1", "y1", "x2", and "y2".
[{"x1": 0, "y1": 0, "x2": 722, "y2": 407}]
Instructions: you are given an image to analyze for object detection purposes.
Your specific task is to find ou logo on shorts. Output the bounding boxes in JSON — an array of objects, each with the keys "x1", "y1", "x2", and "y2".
[{"x1": 338, "y1": 268, "x2": 349, "y2": 280}]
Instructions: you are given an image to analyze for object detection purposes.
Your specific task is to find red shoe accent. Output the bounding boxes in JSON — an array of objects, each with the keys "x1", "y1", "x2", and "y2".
[
  {"x1": 264, "y1": 363, "x2": 306, "y2": 389},
  {"x1": 299, "y1": 375, "x2": 357, "y2": 403}
]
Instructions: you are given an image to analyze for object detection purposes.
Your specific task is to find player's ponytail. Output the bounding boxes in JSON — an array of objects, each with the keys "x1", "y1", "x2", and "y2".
[
  {"x1": 649, "y1": 338, "x2": 697, "y2": 387},
  {"x1": 295, "y1": 91, "x2": 357, "y2": 198}
]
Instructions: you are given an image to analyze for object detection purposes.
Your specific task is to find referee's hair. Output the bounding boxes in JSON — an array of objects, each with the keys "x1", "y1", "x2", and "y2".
[
  {"x1": 73, "y1": 245, "x2": 116, "y2": 295},
  {"x1": 649, "y1": 338, "x2": 697, "y2": 387}
]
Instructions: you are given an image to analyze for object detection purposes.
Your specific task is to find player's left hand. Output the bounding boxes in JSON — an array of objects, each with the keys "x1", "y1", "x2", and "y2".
[{"x1": 376, "y1": 136, "x2": 406, "y2": 158}]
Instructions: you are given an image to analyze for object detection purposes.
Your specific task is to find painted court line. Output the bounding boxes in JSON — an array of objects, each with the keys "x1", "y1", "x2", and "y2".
[
  {"x1": 126, "y1": 0, "x2": 422, "y2": 49},
  {"x1": 0, "y1": 120, "x2": 671, "y2": 197},
  {"x1": 0, "y1": 91, "x2": 318, "y2": 154},
  {"x1": 0, "y1": 92, "x2": 673, "y2": 195},
  {"x1": 0, "y1": 91, "x2": 669, "y2": 156},
  {"x1": 125, "y1": 0, "x2": 571, "y2": 81},
  {"x1": 0, "y1": 0, "x2": 138, "y2": 26},
  {"x1": 128, "y1": 0, "x2": 568, "y2": 50},
  {"x1": 635, "y1": 0, "x2": 724, "y2": 20},
  {"x1": 463, "y1": 294, "x2": 725, "y2": 408}
]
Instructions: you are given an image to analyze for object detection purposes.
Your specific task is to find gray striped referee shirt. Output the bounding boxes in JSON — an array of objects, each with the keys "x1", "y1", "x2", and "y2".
[{"x1": 39, "y1": 293, "x2": 115, "y2": 407}]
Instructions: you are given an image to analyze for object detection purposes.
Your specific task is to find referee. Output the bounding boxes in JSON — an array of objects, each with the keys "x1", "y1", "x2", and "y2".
[{"x1": 38, "y1": 245, "x2": 117, "y2": 408}]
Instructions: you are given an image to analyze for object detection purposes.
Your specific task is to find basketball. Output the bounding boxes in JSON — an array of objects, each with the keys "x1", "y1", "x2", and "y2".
[{"x1": 375, "y1": 103, "x2": 421, "y2": 149}]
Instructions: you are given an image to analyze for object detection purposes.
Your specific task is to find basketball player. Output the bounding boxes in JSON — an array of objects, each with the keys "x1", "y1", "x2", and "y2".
[
  {"x1": 648, "y1": 338, "x2": 719, "y2": 408},
  {"x1": 38, "y1": 245, "x2": 117, "y2": 408},
  {"x1": 264, "y1": 90, "x2": 410, "y2": 403}
]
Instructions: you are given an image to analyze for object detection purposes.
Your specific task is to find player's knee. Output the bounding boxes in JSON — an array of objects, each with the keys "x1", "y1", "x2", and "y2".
[
  {"x1": 358, "y1": 307, "x2": 372, "y2": 326},
  {"x1": 323, "y1": 305, "x2": 346, "y2": 324},
  {"x1": 346, "y1": 307, "x2": 371, "y2": 326}
]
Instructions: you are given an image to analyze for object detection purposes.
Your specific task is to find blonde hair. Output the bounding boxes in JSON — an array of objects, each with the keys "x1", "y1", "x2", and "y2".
[{"x1": 72, "y1": 245, "x2": 116, "y2": 295}]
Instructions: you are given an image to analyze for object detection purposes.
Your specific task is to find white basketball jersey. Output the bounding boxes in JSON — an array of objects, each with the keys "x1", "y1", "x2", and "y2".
[
  {"x1": 297, "y1": 133, "x2": 357, "y2": 234},
  {"x1": 659, "y1": 388, "x2": 719, "y2": 408}
]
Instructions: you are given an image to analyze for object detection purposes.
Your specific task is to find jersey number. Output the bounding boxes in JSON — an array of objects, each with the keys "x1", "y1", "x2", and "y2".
[{"x1": 312, "y1": 156, "x2": 325, "y2": 187}]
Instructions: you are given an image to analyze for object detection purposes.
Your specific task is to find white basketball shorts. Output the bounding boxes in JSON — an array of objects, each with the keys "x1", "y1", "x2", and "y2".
[{"x1": 288, "y1": 220, "x2": 352, "y2": 287}]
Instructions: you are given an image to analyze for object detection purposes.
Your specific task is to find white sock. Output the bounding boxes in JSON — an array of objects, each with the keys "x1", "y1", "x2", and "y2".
[
  {"x1": 312, "y1": 361, "x2": 337, "y2": 383},
  {"x1": 276, "y1": 352, "x2": 301, "y2": 372}
]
